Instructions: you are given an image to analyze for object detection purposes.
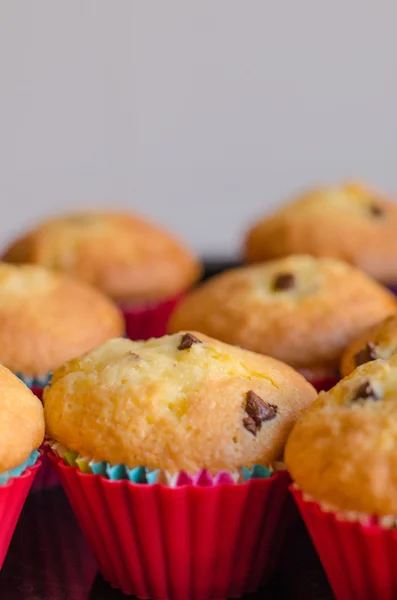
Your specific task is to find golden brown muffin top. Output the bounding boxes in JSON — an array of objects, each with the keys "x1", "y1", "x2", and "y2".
[
  {"x1": 2, "y1": 211, "x2": 201, "y2": 301},
  {"x1": 341, "y1": 313, "x2": 397, "y2": 377},
  {"x1": 286, "y1": 356, "x2": 397, "y2": 516},
  {"x1": 244, "y1": 182, "x2": 397, "y2": 283},
  {"x1": 44, "y1": 332, "x2": 316, "y2": 473},
  {"x1": 0, "y1": 262, "x2": 124, "y2": 376},
  {"x1": 0, "y1": 365, "x2": 44, "y2": 472},
  {"x1": 169, "y1": 255, "x2": 397, "y2": 378}
]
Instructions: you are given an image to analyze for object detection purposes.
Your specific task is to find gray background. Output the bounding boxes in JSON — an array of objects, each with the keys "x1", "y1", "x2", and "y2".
[{"x1": 0, "y1": 1, "x2": 395, "y2": 256}]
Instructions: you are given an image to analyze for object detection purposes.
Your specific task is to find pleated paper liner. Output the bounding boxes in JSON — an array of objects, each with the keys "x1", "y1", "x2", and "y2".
[
  {"x1": 51, "y1": 454, "x2": 292, "y2": 600},
  {"x1": 120, "y1": 293, "x2": 183, "y2": 341},
  {"x1": 0, "y1": 461, "x2": 41, "y2": 569},
  {"x1": 292, "y1": 486, "x2": 397, "y2": 600},
  {"x1": 31, "y1": 446, "x2": 60, "y2": 491},
  {"x1": 19, "y1": 383, "x2": 60, "y2": 492}
]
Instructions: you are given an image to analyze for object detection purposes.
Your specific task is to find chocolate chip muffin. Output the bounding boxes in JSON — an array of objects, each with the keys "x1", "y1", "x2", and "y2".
[
  {"x1": 287, "y1": 356, "x2": 397, "y2": 600},
  {"x1": 341, "y1": 313, "x2": 397, "y2": 377},
  {"x1": 168, "y1": 255, "x2": 397, "y2": 380},
  {"x1": 45, "y1": 332, "x2": 316, "y2": 472},
  {"x1": 244, "y1": 181, "x2": 397, "y2": 284},
  {"x1": 0, "y1": 262, "x2": 123, "y2": 384},
  {"x1": 2, "y1": 211, "x2": 201, "y2": 302},
  {"x1": 45, "y1": 332, "x2": 316, "y2": 598},
  {"x1": 286, "y1": 355, "x2": 397, "y2": 515}
]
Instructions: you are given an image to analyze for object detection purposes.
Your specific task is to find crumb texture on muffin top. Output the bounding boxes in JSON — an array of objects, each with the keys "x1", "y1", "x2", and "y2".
[
  {"x1": 0, "y1": 365, "x2": 44, "y2": 472},
  {"x1": 244, "y1": 182, "x2": 397, "y2": 283},
  {"x1": 0, "y1": 262, "x2": 124, "y2": 376},
  {"x1": 341, "y1": 313, "x2": 397, "y2": 377},
  {"x1": 169, "y1": 256, "x2": 397, "y2": 376},
  {"x1": 2, "y1": 211, "x2": 201, "y2": 301},
  {"x1": 44, "y1": 332, "x2": 316, "y2": 473},
  {"x1": 286, "y1": 355, "x2": 397, "y2": 516}
]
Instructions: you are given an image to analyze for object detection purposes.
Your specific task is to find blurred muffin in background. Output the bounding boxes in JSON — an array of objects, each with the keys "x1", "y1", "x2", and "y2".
[
  {"x1": 169, "y1": 255, "x2": 397, "y2": 387},
  {"x1": 244, "y1": 181, "x2": 397, "y2": 285},
  {"x1": 341, "y1": 312, "x2": 397, "y2": 377},
  {"x1": 0, "y1": 262, "x2": 123, "y2": 390},
  {"x1": 2, "y1": 211, "x2": 201, "y2": 339}
]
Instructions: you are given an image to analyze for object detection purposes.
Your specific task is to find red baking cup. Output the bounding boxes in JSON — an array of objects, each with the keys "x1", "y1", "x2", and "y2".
[
  {"x1": 28, "y1": 386, "x2": 60, "y2": 492},
  {"x1": 292, "y1": 486, "x2": 397, "y2": 600},
  {"x1": 51, "y1": 454, "x2": 292, "y2": 600},
  {"x1": 0, "y1": 461, "x2": 40, "y2": 569},
  {"x1": 30, "y1": 448, "x2": 60, "y2": 492},
  {"x1": 30, "y1": 386, "x2": 44, "y2": 400},
  {"x1": 120, "y1": 293, "x2": 183, "y2": 341},
  {"x1": 310, "y1": 377, "x2": 339, "y2": 392}
]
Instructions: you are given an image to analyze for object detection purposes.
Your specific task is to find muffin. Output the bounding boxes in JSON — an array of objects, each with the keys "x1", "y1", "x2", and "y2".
[
  {"x1": 341, "y1": 313, "x2": 397, "y2": 377},
  {"x1": 0, "y1": 262, "x2": 123, "y2": 489},
  {"x1": 0, "y1": 262, "x2": 124, "y2": 390},
  {"x1": 45, "y1": 332, "x2": 316, "y2": 598},
  {"x1": 244, "y1": 181, "x2": 397, "y2": 285},
  {"x1": 2, "y1": 211, "x2": 201, "y2": 339},
  {"x1": 169, "y1": 255, "x2": 397, "y2": 387},
  {"x1": 286, "y1": 357, "x2": 397, "y2": 600},
  {"x1": 0, "y1": 365, "x2": 44, "y2": 568}
]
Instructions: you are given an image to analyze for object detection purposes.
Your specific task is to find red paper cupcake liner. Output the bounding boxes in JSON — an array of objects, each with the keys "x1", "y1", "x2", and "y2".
[
  {"x1": 51, "y1": 454, "x2": 292, "y2": 599},
  {"x1": 0, "y1": 461, "x2": 40, "y2": 569},
  {"x1": 120, "y1": 293, "x2": 183, "y2": 341},
  {"x1": 292, "y1": 486, "x2": 397, "y2": 600},
  {"x1": 310, "y1": 377, "x2": 339, "y2": 392},
  {"x1": 30, "y1": 386, "x2": 44, "y2": 400},
  {"x1": 30, "y1": 449, "x2": 60, "y2": 492},
  {"x1": 28, "y1": 386, "x2": 60, "y2": 492}
]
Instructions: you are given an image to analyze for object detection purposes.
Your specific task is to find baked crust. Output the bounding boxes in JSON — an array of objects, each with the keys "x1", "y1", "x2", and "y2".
[
  {"x1": 44, "y1": 332, "x2": 316, "y2": 473},
  {"x1": 286, "y1": 356, "x2": 397, "y2": 515},
  {"x1": 244, "y1": 182, "x2": 397, "y2": 283},
  {"x1": 169, "y1": 256, "x2": 397, "y2": 376},
  {"x1": 3, "y1": 211, "x2": 201, "y2": 301},
  {"x1": 341, "y1": 313, "x2": 397, "y2": 376},
  {"x1": 0, "y1": 262, "x2": 124, "y2": 376}
]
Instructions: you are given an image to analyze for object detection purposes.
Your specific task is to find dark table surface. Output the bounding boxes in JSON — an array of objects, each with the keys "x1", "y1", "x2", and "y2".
[{"x1": 0, "y1": 261, "x2": 335, "y2": 599}]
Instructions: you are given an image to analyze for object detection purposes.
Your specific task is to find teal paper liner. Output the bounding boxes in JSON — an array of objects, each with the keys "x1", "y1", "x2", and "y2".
[
  {"x1": 54, "y1": 445, "x2": 274, "y2": 486},
  {"x1": 14, "y1": 372, "x2": 51, "y2": 388},
  {"x1": 0, "y1": 450, "x2": 40, "y2": 486}
]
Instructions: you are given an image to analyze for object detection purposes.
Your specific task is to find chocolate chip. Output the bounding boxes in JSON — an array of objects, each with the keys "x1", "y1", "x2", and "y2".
[
  {"x1": 369, "y1": 204, "x2": 384, "y2": 218},
  {"x1": 355, "y1": 342, "x2": 378, "y2": 367},
  {"x1": 351, "y1": 380, "x2": 379, "y2": 403},
  {"x1": 273, "y1": 273, "x2": 295, "y2": 291},
  {"x1": 243, "y1": 390, "x2": 278, "y2": 435},
  {"x1": 243, "y1": 416, "x2": 257, "y2": 436},
  {"x1": 178, "y1": 333, "x2": 202, "y2": 351}
]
